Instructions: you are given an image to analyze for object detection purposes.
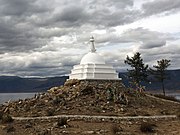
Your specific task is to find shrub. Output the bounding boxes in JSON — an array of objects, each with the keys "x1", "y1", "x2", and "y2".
[
  {"x1": 1, "y1": 114, "x2": 14, "y2": 123},
  {"x1": 80, "y1": 86, "x2": 94, "y2": 95},
  {"x1": 177, "y1": 109, "x2": 180, "y2": 119},
  {"x1": 5, "y1": 125, "x2": 15, "y2": 133},
  {"x1": 111, "y1": 124, "x2": 123, "y2": 134},
  {"x1": 57, "y1": 117, "x2": 68, "y2": 127},
  {"x1": 140, "y1": 122, "x2": 156, "y2": 133},
  {"x1": 106, "y1": 88, "x2": 114, "y2": 101},
  {"x1": 24, "y1": 122, "x2": 33, "y2": 128},
  {"x1": 0, "y1": 111, "x2": 3, "y2": 120},
  {"x1": 94, "y1": 107, "x2": 101, "y2": 113},
  {"x1": 46, "y1": 109, "x2": 55, "y2": 116},
  {"x1": 52, "y1": 96, "x2": 62, "y2": 105},
  {"x1": 129, "y1": 112, "x2": 138, "y2": 116},
  {"x1": 177, "y1": 113, "x2": 180, "y2": 119},
  {"x1": 38, "y1": 129, "x2": 51, "y2": 135}
]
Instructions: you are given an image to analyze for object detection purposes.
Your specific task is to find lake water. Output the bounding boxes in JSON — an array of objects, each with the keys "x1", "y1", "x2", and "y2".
[
  {"x1": 0, "y1": 93, "x2": 180, "y2": 104},
  {"x1": 175, "y1": 95, "x2": 180, "y2": 100},
  {"x1": 0, "y1": 93, "x2": 36, "y2": 104},
  {"x1": 167, "y1": 93, "x2": 180, "y2": 100}
]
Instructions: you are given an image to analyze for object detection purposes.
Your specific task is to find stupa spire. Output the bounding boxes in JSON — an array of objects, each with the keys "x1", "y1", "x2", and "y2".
[{"x1": 89, "y1": 36, "x2": 96, "y2": 52}]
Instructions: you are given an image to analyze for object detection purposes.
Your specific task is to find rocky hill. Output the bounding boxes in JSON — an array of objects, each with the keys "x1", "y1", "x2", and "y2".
[
  {"x1": 0, "y1": 79, "x2": 180, "y2": 135},
  {"x1": 1, "y1": 79, "x2": 179, "y2": 117}
]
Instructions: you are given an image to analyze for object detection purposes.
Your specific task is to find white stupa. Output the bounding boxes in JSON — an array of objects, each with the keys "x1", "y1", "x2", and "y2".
[{"x1": 69, "y1": 37, "x2": 120, "y2": 80}]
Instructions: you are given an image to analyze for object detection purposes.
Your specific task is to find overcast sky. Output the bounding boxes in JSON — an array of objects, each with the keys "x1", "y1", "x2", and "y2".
[{"x1": 0, "y1": 0, "x2": 180, "y2": 77}]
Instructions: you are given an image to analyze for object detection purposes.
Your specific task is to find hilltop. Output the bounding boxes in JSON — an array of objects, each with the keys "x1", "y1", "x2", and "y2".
[{"x1": 0, "y1": 79, "x2": 180, "y2": 134}]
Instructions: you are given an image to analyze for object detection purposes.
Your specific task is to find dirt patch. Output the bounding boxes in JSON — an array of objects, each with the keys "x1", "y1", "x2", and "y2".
[{"x1": 0, "y1": 118, "x2": 180, "y2": 135}]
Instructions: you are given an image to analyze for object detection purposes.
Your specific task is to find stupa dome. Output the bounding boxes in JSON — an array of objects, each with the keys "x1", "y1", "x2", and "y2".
[
  {"x1": 80, "y1": 52, "x2": 105, "y2": 65},
  {"x1": 69, "y1": 36, "x2": 121, "y2": 80}
]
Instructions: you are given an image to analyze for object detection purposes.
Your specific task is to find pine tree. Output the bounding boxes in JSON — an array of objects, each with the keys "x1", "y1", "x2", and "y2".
[
  {"x1": 124, "y1": 52, "x2": 148, "y2": 88},
  {"x1": 150, "y1": 59, "x2": 171, "y2": 96}
]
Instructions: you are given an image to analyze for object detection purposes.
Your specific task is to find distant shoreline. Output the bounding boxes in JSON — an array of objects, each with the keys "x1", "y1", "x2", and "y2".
[
  {"x1": 1, "y1": 90, "x2": 180, "y2": 93},
  {"x1": 0, "y1": 93, "x2": 36, "y2": 104},
  {"x1": 147, "y1": 90, "x2": 180, "y2": 94},
  {"x1": 0, "y1": 92, "x2": 179, "y2": 105},
  {"x1": 0, "y1": 92, "x2": 45, "y2": 93}
]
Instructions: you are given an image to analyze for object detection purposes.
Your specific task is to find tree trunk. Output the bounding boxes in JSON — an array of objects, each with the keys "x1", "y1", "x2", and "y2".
[{"x1": 162, "y1": 80, "x2": 165, "y2": 96}]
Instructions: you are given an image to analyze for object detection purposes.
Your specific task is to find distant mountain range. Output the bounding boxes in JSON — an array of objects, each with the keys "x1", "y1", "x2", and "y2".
[{"x1": 0, "y1": 69, "x2": 179, "y2": 93}]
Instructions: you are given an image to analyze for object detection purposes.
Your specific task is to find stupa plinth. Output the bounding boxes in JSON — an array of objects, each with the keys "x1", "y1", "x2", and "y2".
[{"x1": 69, "y1": 37, "x2": 121, "y2": 80}]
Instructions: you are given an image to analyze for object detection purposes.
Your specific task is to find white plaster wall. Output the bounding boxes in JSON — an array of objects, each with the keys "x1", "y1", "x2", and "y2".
[{"x1": 69, "y1": 63, "x2": 120, "y2": 80}]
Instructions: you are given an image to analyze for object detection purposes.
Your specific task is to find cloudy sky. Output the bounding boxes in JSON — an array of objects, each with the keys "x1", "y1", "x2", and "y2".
[{"x1": 0, "y1": 0, "x2": 180, "y2": 77}]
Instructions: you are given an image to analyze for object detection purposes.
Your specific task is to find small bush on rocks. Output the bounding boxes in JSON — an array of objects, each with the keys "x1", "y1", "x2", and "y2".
[
  {"x1": 57, "y1": 117, "x2": 68, "y2": 127},
  {"x1": 94, "y1": 107, "x2": 101, "y2": 113},
  {"x1": 140, "y1": 122, "x2": 156, "y2": 133},
  {"x1": 4, "y1": 124, "x2": 15, "y2": 133},
  {"x1": 111, "y1": 124, "x2": 123, "y2": 134},
  {"x1": 177, "y1": 109, "x2": 180, "y2": 119},
  {"x1": 52, "y1": 96, "x2": 62, "y2": 105},
  {"x1": 38, "y1": 129, "x2": 51, "y2": 135},
  {"x1": 24, "y1": 122, "x2": 33, "y2": 128},
  {"x1": 1, "y1": 114, "x2": 13, "y2": 123},
  {"x1": 0, "y1": 111, "x2": 3, "y2": 120},
  {"x1": 81, "y1": 86, "x2": 94, "y2": 95},
  {"x1": 46, "y1": 109, "x2": 55, "y2": 116}
]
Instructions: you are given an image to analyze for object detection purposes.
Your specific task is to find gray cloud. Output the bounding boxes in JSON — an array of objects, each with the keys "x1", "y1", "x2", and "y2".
[
  {"x1": 0, "y1": 0, "x2": 139, "y2": 53},
  {"x1": 101, "y1": 28, "x2": 180, "y2": 71},
  {"x1": 52, "y1": 5, "x2": 89, "y2": 27},
  {"x1": 0, "y1": 0, "x2": 50, "y2": 16},
  {"x1": 120, "y1": 27, "x2": 173, "y2": 49},
  {"x1": 142, "y1": 0, "x2": 180, "y2": 16},
  {"x1": 141, "y1": 40, "x2": 166, "y2": 49},
  {"x1": 0, "y1": 0, "x2": 179, "y2": 77}
]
